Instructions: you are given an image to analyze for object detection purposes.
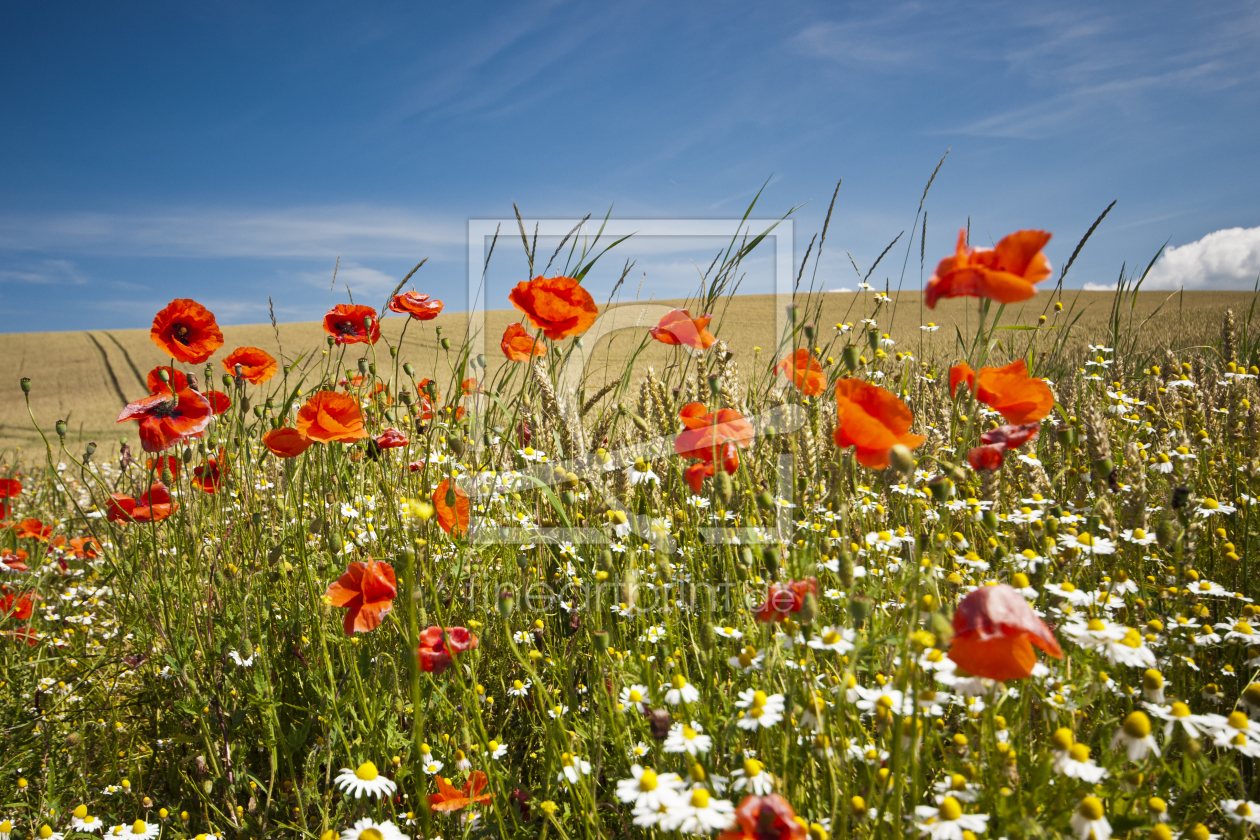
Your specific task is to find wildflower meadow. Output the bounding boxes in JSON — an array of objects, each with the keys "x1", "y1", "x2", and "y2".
[{"x1": 5, "y1": 204, "x2": 1260, "y2": 840}]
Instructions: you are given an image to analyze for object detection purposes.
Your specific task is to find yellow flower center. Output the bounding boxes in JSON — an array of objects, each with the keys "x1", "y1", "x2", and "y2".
[
  {"x1": 132, "y1": 822, "x2": 147, "y2": 835},
  {"x1": 1122, "y1": 711, "x2": 1152, "y2": 738},
  {"x1": 0, "y1": 823, "x2": 11, "y2": 834},
  {"x1": 1204, "y1": 498, "x2": 1220, "y2": 509},
  {"x1": 1229, "y1": 711, "x2": 1250, "y2": 731},
  {"x1": 359, "y1": 830, "x2": 384, "y2": 840},
  {"x1": 672, "y1": 674, "x2": 687, "y2": 690},
  {"x1": 355, "y1": 761, "x2": 379, "y2": 781},
  {"x1": 1237, "y1": 622, "x2": 1255, "y2": 634},
  {"x1": 744, "y1": 759, "x2": 764, "y2": 776},
  {"x1": 865, "y1": 749, "x2": 880, "y2": 761},
  {"x1": 752, "y1": 691, "x2": 768, "y2": 708},
  {"x1": 823, "y1": 631, "x2": 842, "y2": 645},
  {"x1": 1069, "y1": 743, "x2": 1091, "y2": 762},
  {"x1": 1051, "y1": 728, "x2": 1074, "y2": 751},
  {"x1": 1121, "y1": 628, "x2": 1143, "y2": 648},
  {"x1": 74, "y1": 806, "x2": 88, "y2": 820},
  {"x1": 512, "y1": 680, "x2": 524, "y2": 690},
  {"x1": 950, "y1": 774, "x2": 967, "y2": 790},
  {"x1": 938, "y1": 797, "x2": 962, "y2": 821},
  {"x1": 1087, "y1": 619, "x2": 1106, "y2": 632},
  {"x1": 1078, "y1": 533, "x2": 1093, "y2": 546},
  {"x1": 639, "y1": 768, "x2": 658, "y2": 791},
  {"x1": 1061, "y1": 582, "x2": 1076, "y2": 592},
  {"x1": 1079, "y1": 797, "x2": 1104, "y2": 821},
  {"x1": 1200, "y1": 582, "x2": 1212, "y2": 592},
  {"x1": 690, "y1": 789, "x2": 710, "y2": 808},
  {"x1": 40, "y1": 827, "x2": 53, "y2": 839},
  {"x1": 1238, "y1": 803, "x2": 1253, "y2": 817},
  {"x1": 683, "y1": 726, "x2": 697, "y2": 740}
]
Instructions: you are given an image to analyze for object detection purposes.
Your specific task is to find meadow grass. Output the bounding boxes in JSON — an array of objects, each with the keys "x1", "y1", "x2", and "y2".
[{"x1": 2, "y1": 220, "x2": 1260, "y2": 840}]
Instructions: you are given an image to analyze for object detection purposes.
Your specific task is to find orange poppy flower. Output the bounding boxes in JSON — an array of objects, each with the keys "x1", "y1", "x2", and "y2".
[
  {"x1": 296, "y1": 391, "x2": 368, "y2": 443},
  {"x1": 417, "y1": 625, "x2": 479, "y2": 674},
  {"x1": 674, "y1": 403, "x2": 754, "y2": 462},
  {"x1": 0, "y1": 590, "x2": 34, "y2": 621},
  {"x1": 388, "y1": 291, "x2": 443, "y2": 321},
  {"x1": 776, "y1": 349, "x2": 826, "y2": 396},
  {"x1": 429, "y1": 771, "x2": 492, "y2": 812},
  {"x1": 967, "y1": 422, "x2": 1040, "y2": 472},
  {"x1": 373, "y1": 428, "x2": 409, "y2": 449},
  {"x1": 0, "y1": 478, "x2": 23, "y2": 499},
  {"x1": 150, "y1": 299, "x2": 224, "y2": 364},
  {"x1": 69, "y1": 537, "x2": 101, "y2": 559},
  {"x1": 14, "y1": 519, "x2": 51, "y2": 541},
  {"x1": 322, "y1": 303, "x2": 381, "y2": 346},
  {"x1": 263, "y1": 427, "x2": 313, "y2": 458},
  {"x1": 756, "y1": 578, "x2": 819, "y2": 623},
  {"x1": 926, "y1": 228, "x2": 1053, "y2": 309},
  {"x1": 145, "y1": 366, "x2": 190, "y2": 394},
  {"x1": 147, "y1": 455, "x2": 182, "y2": 480},
  {"x1": 948, "y1": 583, "x2": 1063, "y2": 681},
  {"x1": 222, "y1": 347, "x2": 278, "y2": 385},
  {"x1": 108, "y1": 484, "x2": 178, "y2": 524},
  {"x1": 205, "y1": 391, "x2": 232, "y2": 415},
  {"x1": 500, "y1": 322, "x2": 546, "y2": 361},
  {"x1": 649, "y1": 309, "x2": 716, "y2": 350},
  {"x1": 432, "y1": 479, "x2": 470, "y2": 535},
  {"x1": 1, "y1": 549, "x2": 29, "y2": 572},
  {"x1": 324, "y1": 559, "x2": 397, "y2": 635},
  {"x1": 508, "y1": 276, "x2": 598, "y2": 340},
  {"x1": 192, "y1": 457, "x2": 224, "y2": 494},
  {"x1": 118, "y1": 385, "x2": 213, "y2": 453},
  {"x1": 719, "y1": 794, "x2": 807, "y2": 840},
  {"x1": 949, "y1": 360, "x2": 1054, "y2": 425},
  {"x1": 833, "y1": 379, "x2": 926, "y2": 469}
]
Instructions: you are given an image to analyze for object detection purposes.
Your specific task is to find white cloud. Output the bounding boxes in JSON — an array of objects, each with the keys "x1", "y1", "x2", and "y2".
[
  {"x1": 0, "y1": 258, "x2": 89, "y2": 285},
  {"x1": 0, "y1": 205, "x2": 464, "y2": 260},
  {"x1": 1143, "y1": 226, "x2": 1260, "y2": 290},
  {"x1": 1083, "y1": 282, "x2": 1117, "y2": 291}
]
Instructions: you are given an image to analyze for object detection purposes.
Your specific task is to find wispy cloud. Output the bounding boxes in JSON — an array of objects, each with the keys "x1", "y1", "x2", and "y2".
[
  {"x1": 1144, "y1": 226, "x2": 1260, "y2": 290},
  {"x1": 0, "y1": 258, "x2": 90, "y2": 285},
  {"x1": 0, "y1": 205, "x2": 464, "y2": 260}
]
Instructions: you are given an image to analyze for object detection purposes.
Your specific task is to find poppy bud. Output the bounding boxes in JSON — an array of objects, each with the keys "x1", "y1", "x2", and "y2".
[
  {"x1": 842, "y1": 346, "x2": 860, "y2": 371},
  {"x1": 798, "y1": 592, "x2": 819, "y2": 625},
  {"x1": 20, "y1": 377, "x2": 31, "y2": 393},
  {"x1": 655, "y1": 551, "x2": 672, "y2": 582},
  {"x1": 327, "y1": 533, "x2": 344, "y2": 554},
  {"x1": 55, "y1": 419, "x2": 67, "y2": 439},
  {"x1": 756, "y1": 490, "x2": 775, "y2": 510},
  {"x1": 449, "y1": 437, "x2": 465, "y2": 457},
  {"x1": 66, "y1": 731, "x2": 81, "y2": 747},
  {"x1": 1044, "y1": 517, "x2": 1059, "y2": 536},
  {"x1": 403, "y1": 362, "x2": 415, "y2": 376},
  {"x1": 182, "y1": 447, "x2": 193, "y2": 464},
  {"x1": 838, "y1": 550, "x2": 855, "y2": 588},
  {"x1": 849, "y1": 594, "x2": 872, "y2": 627},
  {"x1": 715, "y1": 471, "x2": 734, "y2": 507},
  {"x1": 630, "y1": 413, "x2": 650, "y2": 434},
  {"x1": 598, "y1": 549, "x2": 614, "y2": 570},
  {"x1": 928, "y1": 475, "x2": 954, "y2": 502},
  {"x1": 561, "y1": 490, "x2": 576, "y2": 506},
  {"x1": 1155, "y1": 518, "x2": 1178, "y2": 549},
  {"x1": 889, "y1": 444, "x2": 915, "y2": 475},
  {"x1": 399, "y1": 391, "x2": 413, "y2": 406},
  {"x1": 441, "y1": 338, "x2": 451, "y2": 350},
  {"x1": 592, "y1": 630, "x2": 610, "y2": 651},
  {"x1": 1092, "y1": 458, "x2": 1114, "y2": 481},
  {"x1": 786, "y1": 304, "x2": 799, "y2": 324},
  {"x1": 761, "y1": 547, "x2": 780, "y2": 578},
  {"x1": 708, "y1": 374, "x2": 721, "y2": 399},
  {"x1": 161, "y1": 465, "x2": 173, "y2": 486},
  {"x1": 982, "y1": 510, "x2": 999, "y2": 530},
  {"x1": 1055, "y1": 424, "x2": 1076, "y2": 447},
  {"x1": 253, "y1": 405, "x2": 264, "y2": 418},
  {"x1": 497, "y1": 589, "x2": 515, "y2": 618}
]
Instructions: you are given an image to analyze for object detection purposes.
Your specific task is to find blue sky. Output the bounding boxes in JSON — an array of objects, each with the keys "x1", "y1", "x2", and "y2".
[{"x1": 1, "y1": 1, "x2": 1258, "y2": 332}]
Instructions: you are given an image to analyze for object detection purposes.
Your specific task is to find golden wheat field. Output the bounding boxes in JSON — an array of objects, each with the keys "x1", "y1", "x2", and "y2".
[{"x1": 0, "y1": 290, "x2": 1252, "y2": 455}]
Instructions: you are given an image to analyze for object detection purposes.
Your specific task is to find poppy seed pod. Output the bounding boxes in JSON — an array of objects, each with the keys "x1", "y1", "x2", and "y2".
[
  {"x1": 714, "y1": 471, "x2": 734, "y2": 507},
  {"x1": 20, "y1": 377, "x2": 32, "y2": 393},
  {"x1": 84, "y1": 441, "x2": 97, "y2": 458},
  {"x1": 592, "y1": 630, "x2": 610, "y2": 651},
  {"x1": 890, "y1": 444, "x2": 915, "y2": 475},
  {"x1": 928, "y1": 475, "x2": 954, "y2": 502},
  {"x1": 761, "y1": 547, "x2": 780, "y2": 579},
  {"x1": 803, "y1": 323, "x2": 816, "y2": 342},
  {"x1": 842, "y1": 346, "x2": 860, "y2": 371},
  {"x1": 358, "y1": 358, "x2": 369, "y2": 374},
  {"x1": 403, "y1": 362, "x2": 415, "y2": 376},
  {"x1": 441, "y1": 338, "x2": 451, "y2": 350},
  {"x1": 55, "y1": 419, "x2": 67, "y2": 439},
  {"x1": 756, "y1": 490, "x2": 775, "y2": 510},
  {"x1": 497, "y1": 589, "x2": 515, "y2": 618},
  {"x1": 867, "y1": 328, "x2": 880, "y2": 353},
  {"x1": 1056, "y1": 424, "x2": 1077, "y2": 447},
  {"x1": 698, "y1": 622, "x2": 716, "y2": 650},
  {"x1": 221, "y1": 374, "x2": 232, "y2": 388}
]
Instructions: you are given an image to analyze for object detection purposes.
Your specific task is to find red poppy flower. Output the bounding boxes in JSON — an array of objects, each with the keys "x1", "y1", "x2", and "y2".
[
  {"x1": 150, "y1": 299, "x2": 224, "y2": 364},
  {"x1": 324, "y1": 559, "x2": 397, "y2": 636},
  {"x1": 776, "y1": 349, "x2": 826, "y2": 396},
  {"x1": 147, "y1": 455, "x2": 182, "y2": 480},
  {"x1": 508, "y1": 276, "x2": 598, "y2": 340},
  {"x1": 417, "y1": 625, "x2": 480, "y2": 675},
  {"x1": 432, "y1": 479, "x2": 470, "y2": 535},
  {"x1": 193, "y1": 457, "x2": 225, "y2": 494},
  {"x1": 322, "y1": 303, "x2": 381, "y2": 346},
  {"x1": 429, "y1": 770, "x2": 491, "y2": 812},
  {"x1": 926, "y1": 228, "x2": 1053, "y2": 309},
  {"x1": 719, "y1": 794, "x2": 807, "y2": 840},
  {"x1": 107, "y1": 484, "x2": 177, "y2": 524},
  {"x1": 948, "y1": 584, "x2": 1063, "y2": 681},
  {"x1": 649, "y1": 309, "x2": 716, "y2": 350},
  {"x1": 388, "y1": 291, "x2": 444, "y2": 321},
  {"x1": 296, "y1": 391, "x2": 368, "y2": 443},
  {"x1": 373, "y1": 428, "x2": 409, "y2": 449},
  {"x1": 0, "y1": 478, "x2": 22, "y2": 500},
  {"x1": 950, "y1": 360, "x2": 1054, "y2": 425},
  {"x1": 263, "y1": 427, "x2": 313, "y2": 458},
  {"x1": 146, "y1": 365, "x2": 190, "y2": 393},
  {"x1": 117, "y1": 386, "x2": 213, "y2": 453},
  {"x1": 967, "y1": 422, "x2": 1040, "y2": 472},
  {"x1": 833, "y1": 379, "x2": 927, "y2": 469},
  {"x1": 69, "y1": 537, "x2": 101, "y2": 559},
  {"x1": 6, "y1": 626, "x2": 39, "y2": 646},
  {"x1": 1, "y1": 549, "x2": 29, "y2": 572},
  {"x1": 14, "y1": 519, "x2": 52, "y2": 541},
  {"x1": 756, "y1": 578, "x2": 819, "y2": 623},
  {"x1": 408, "y1": 459, "x2": 426, "y2": 472},
  {"x1": 205, "y1": 390, "x2": 232, "y2": 415},
  {"x1": 675, "y1": 403, "x2": 754, "y2": 463},
  {"x1": 0, "y1": 590, "x2": 34, "y2": 621},
  {"x1": 682, "y1": 442, "x2": 741, "y2": 493},
  {"x1": 222, "y1": 347, "x2": 278, "y2": 385},
  {"x1": 501, "y1": 322, "x2": 546, "y2": 361}
]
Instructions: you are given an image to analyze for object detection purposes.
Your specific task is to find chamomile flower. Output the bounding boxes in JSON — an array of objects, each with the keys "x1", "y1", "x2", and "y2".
[
  {"x1": 664, "y1": 721, "x2": 712, "y2": 756},
  {"x1": 658, "y1": 787, "x2": 735, "y2": 834},
  {"x1": 807, "y1": 626, "x2": 856, "y2": 653},
  {"x1": 120, "y1": 821, "x2": 159, "y2": 840},
  {"x1": 507, "y1": 679, "x2": 531, "y2": 697},
  {"x1": 914, "y1": 797, "x2": 989, "y2": 840},
  {"x1": 1111, "y1": 711, "x2": 1160, "y2": 761},
  {"x1": 1221, "y1": 800, "x2": 1260, "y2": 827},
  {"x1": 616, "y1": 765, "x2": 685, "y2": 816},
  {"x1": 335, "y1": 762, "x2": 397, "y2": 799},
  {"x1": 734, "y1": 689, "x2": 785, "y2": 729},
  {"x1": 664, "y1": 674, "x2": 701, "y2": 705},
  {"x1": 487, "y1": 740, "x2": 507, "y2": 760},
  {"x1": 730, "y1": 758, "x2": 774, "y2": 795},
  {"x1": 1069, "y1": 797, "x2": 1111, "y2": 840},
  {"x1": 35, "y1": 827, "x2": 65, "y2": 840},
  {"x1": 619, "y1": 684, "x2": 650, "y2": 711},
  {"x1": 556, "y1": 752, "x2": 592, "y2": 785},
  {"x1": 339, "y1": 818, "x2": 408, "y2": 840},
  {"x1": 421, "y1": 760, "x2": 445, "y2": 776},
  {"x1": 0, "y1": 820, "x2": 12, "y2": 840}
]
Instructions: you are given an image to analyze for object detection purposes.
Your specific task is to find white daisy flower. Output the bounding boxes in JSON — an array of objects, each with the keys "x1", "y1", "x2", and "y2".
[
  {"x1": 618, "y1": 684, "x2": 650, "y2": 712},
  {"x1": 340, "y1": 818, "x2": 408, "y2": 840},
  {"x1": 663, "y1": 675, "x2": 700, "y2": 705},
  {"x1": 335, "y1": 762, "x2": 397, "y2": 799},
  {"x1": 1221, "y1": 800, "x2": 1260, "y2": 826},
  {"x1": 734, "y1": 689, "x2": 785, "y2": 729},
  {"x1": 616, "y1": 765, "x2": 685, "y2": 818},
  {"x1": 730, "y1": 758, "x2": 774, "y2": 795},
  {"x1": 914, "y1": 797, "x2": 989, "y2": 840},
  {"x1": 1069, "y1": 797, "x2": 1111, "y2": 840},
  {"x1": 664, "y1": 721, "x2": 712, "y2": 756},
  {"x1": 807, "y1": 626, "x2": 856, "y2": 653},
  {"x1": 1111, "y1": 712, "x2": 1160, "y2": 761},
  {"x1": 556, "y1": 752, "x2": 592, "y2": 785},
  {"x1": 658, "y1": 787, "x2": 735, "y2": 834}
]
